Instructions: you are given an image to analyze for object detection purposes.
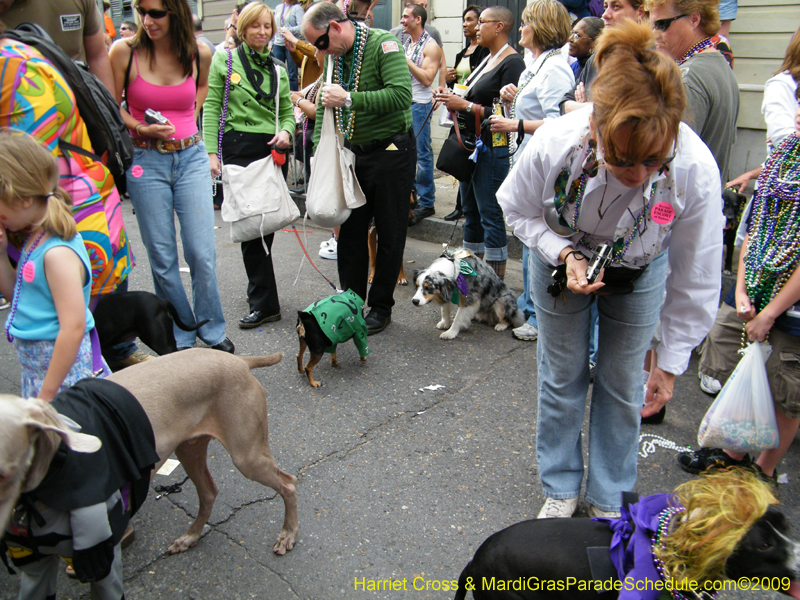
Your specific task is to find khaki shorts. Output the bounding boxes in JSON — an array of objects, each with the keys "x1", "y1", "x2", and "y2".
[{"x1": 700, "y1": 302, "x2": 800, "y2": 418}]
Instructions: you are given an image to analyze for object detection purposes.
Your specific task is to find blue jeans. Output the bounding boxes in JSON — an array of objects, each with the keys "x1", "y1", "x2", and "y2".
[
  {"x1": 126, "y1": 142, "x2": 227, "y2": 348},
  {"x1": 459, "y1": 146, "x2": 509, "y2": 261},
  {"x1": 411, "y1": 102, "x2": 435, "y2": 210},
  {"x1": 272, "y1": 44, "x2": 298, "y2": 91},
  {"x1": 517, "y1": 246, "x2": 538, "y2": 327},
  {"x1": 530, "y1": 251, "x2": 668, "y2": 511}
]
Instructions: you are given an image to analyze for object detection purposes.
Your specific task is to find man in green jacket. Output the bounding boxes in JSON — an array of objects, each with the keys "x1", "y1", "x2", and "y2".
[{"x1": 302, "y1": 1, "x2": 415, "y2": 336}]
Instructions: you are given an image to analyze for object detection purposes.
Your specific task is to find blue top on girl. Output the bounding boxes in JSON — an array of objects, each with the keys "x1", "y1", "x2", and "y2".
[{"x1": 0, "y1": 131, "x2": 96, "y2": 401}]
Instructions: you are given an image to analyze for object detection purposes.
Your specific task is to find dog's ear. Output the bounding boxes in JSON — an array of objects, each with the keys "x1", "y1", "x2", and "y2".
[
  {"x1": 20, "y1": 398, "x2": 101, "y2": 492},
  {"x1": 24, "y1": 399, "x2": 102, "y2": 453},
  {"x1": 412, "y1": 269, "x2": 423, "y2": 287}
]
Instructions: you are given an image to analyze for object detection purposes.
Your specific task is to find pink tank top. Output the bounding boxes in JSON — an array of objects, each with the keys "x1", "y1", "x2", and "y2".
[{"x1": 127, "y1": 50, "x2": 198, "y2": 140}]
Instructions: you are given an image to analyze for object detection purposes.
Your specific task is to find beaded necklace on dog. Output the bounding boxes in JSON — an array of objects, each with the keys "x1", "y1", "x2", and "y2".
[
  {"x1": 441, "y1": 248, "x2": 477, "y2": 304},
  {"x1": 651, "y1": 507, "x2": 717, "y2": 600},
  {"x1": 677, "y1": 38, "x2": 713, "y2": 66},
  {"x1": 743, "y1": 134, "x2": 800, "y2": 312},
  {"x1": 403, "y1": 30, "x2": 430, "y2": 67},
  {"x1": 333, "y1": 21, "x2": 369, "y2": 140},
  {"x1": 6, "y1": 229, "x2": 46, "y2": 343}
]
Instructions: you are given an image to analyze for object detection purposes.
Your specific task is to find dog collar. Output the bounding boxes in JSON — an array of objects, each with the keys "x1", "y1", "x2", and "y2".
[{"x1": 451, "y1": 260, "x2": 477, "y2": 304}]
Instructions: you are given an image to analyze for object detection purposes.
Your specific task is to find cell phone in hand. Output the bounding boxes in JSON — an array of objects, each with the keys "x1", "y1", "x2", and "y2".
[{"x1": 144, "y1": 108, "x2": 168, "y2": 126}]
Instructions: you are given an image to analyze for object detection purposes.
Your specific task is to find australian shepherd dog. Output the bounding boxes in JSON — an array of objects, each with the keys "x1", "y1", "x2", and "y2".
[{"x1": 412, "y1": 249, "x2": 525, "y2": 340}]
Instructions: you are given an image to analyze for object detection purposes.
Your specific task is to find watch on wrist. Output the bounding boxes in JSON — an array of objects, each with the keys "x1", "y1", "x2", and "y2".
[
  {"x1": 466, "y1": 102, "x2": 474, "y2": 114},
  {"x1": 344, "y1": 92, "x2": 353, "y2": 109}
]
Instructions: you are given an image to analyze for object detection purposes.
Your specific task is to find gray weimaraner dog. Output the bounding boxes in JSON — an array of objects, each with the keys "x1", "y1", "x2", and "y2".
[{"x1": 0, "y1": 349, "x2": 297, "y2": 598}]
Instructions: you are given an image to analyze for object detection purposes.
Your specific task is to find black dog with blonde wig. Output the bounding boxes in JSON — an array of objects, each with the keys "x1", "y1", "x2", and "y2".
[{"x1": 412, "y1": 249, "x2": 524, "y2": 340}]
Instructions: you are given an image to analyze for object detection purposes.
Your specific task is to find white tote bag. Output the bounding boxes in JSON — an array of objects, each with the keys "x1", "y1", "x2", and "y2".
[
  {"x1": 305, "y1": 61, "x2": 366, "y2": 228},
  {"x1": 220, "y1": 66, "x2": 300, "y2": 247}
]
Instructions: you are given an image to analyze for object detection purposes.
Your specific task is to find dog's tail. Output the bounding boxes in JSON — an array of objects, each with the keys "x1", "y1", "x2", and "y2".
[
  {"x1": 166, "y1": 301, "x2": 211, "y2": 332},
  {"x1": 453, "y1": 562, "x2": 471, "y2": 600},
  {"x1": 241, "y1": 353, "x2": 284, "y2": 369}
]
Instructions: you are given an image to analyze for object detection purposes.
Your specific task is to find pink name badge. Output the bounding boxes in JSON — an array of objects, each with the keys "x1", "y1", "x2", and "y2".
[
  {"x1": 23, "y1": 261, "x2": 35, "y2": 283},
  {"x1": 651, "y1": 202, "x2": 675, "y2": 225},
  {"x1": 131, "y1": 165, "x2": 144, "y2": 178}
]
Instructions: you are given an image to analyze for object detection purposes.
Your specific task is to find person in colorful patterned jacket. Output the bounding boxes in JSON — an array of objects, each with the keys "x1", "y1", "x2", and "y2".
[{"x1": 303, "y1": 1, "x2": 414, "y2": 336}]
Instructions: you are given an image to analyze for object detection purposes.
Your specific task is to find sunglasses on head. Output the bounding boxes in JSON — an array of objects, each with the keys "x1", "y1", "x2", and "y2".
[
  {"x1": 652, "y1": 13, "x2": 687, "y2": 31},
  {"x1": 312, "y1": 19, "x2": 348, "y2": 50},
  {"x1": 136, "y1": 6, "x2": 168, "y2": 19}
]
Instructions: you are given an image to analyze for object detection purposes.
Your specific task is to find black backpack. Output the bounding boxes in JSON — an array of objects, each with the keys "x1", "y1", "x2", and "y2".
[{"x1": 3, "y1": 23, "x2": 134, "y2": 194}]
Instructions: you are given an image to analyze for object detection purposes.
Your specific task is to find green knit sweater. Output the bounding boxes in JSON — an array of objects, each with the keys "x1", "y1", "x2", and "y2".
[
  {"x1": 313, "y1": 28, "x2": 412, "y2": 147},
  {"x1": 203, "y1": 45, "x2": 296, "y2": 151}
]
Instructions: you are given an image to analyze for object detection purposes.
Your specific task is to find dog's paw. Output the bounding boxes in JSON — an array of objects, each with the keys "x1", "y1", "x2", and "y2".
[
  {"x1": 273, "y1": 527, "x2": 298, "y2": 556},
  {"x1": 168, "y1": 532, "x2": 202, "y2": 554},
  {"x1": 397, "y1": 276, "x2": 408, "y2": 286},
  {"x1": 494, "y1": 323, "x2": 509, "y2": 332},
  {"x1": 436, "y1": 320, "x2": 449, "y2": 330},
  {"x1": 440, "y1": 330, "x2": 458, "y2": 340}
]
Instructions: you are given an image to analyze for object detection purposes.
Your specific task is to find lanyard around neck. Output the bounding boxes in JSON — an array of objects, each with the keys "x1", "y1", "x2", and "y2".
[{"x1": 464, "y1": 43, "x2": 509, "y2": 93}]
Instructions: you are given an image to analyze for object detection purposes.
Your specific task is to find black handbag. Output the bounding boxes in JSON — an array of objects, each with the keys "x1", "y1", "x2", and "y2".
[{"x1": 436, "y1": 111, "x2": 482, "y2": 182}]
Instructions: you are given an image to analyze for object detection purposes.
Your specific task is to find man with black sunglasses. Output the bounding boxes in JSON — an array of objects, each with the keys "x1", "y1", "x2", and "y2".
[
  {"x1": 0, "y1": 0, "x2": 116, "y2": 92},
  {"x1": 302, "y1": 1, "x2": 415, "y2": 336},
  {"x1": 646, "y1": 0, "x2": 739, "y2": 188}
]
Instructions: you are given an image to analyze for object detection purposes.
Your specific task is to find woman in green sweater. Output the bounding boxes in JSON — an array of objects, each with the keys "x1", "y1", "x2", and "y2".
[{"x1": 203, "y1": 1, "x2": 295, "y2": 329}]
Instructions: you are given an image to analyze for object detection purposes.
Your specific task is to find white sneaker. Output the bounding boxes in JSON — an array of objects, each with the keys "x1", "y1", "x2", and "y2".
[
  {"x1": 320, "y1": 234, "x2": 336, "y2": 249},
  {"x1": 699, "y1": 371, "x2": 722, "y2": 395},
  {"x1": 513, "y1": 322, "x2": 538, "y2": 341},
  {"x1": 0, "y1": 296, "x2": 9, "y2": 310},
  {"x1": 537, "y1": 497, "x2": 578, "y2": 519},
  {"x1": 587, "y1": 504, "x2": 621, "y2": 519},
  {"x1": 319, "y1": 239, "x2": 337, "y2": 260}
]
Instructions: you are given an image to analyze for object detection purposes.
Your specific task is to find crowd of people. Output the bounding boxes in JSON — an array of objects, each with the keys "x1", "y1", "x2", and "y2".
[{"x1": 0, "y1": 0, "x2": 796, "y2": 551}]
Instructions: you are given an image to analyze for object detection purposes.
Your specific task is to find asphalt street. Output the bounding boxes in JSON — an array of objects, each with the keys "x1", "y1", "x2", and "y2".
[{"x1": 0, "y1": 200, "x2": 797, "y2": 600}]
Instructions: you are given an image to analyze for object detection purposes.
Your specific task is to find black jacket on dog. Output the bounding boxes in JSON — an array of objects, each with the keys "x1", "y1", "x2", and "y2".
[{"x1": 18, "y1": 379, "x2": 158, "y2": 544}]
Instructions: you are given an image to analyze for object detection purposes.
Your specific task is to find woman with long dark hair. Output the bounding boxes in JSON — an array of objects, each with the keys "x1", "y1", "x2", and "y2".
[{"x1": 109, "y1": 0, "x2": 233, "y2": 352}]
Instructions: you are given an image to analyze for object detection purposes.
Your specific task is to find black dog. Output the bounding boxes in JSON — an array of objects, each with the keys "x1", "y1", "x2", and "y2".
[
  {"x1": 93, "y1": 291, "x2": 209, "y2": 362},
  {"x1": 454, "y1": 475, "x2": 800, "y2": 600},
  {"x1": 722, "y1": 188, "x2": 747, "y2": 273}
]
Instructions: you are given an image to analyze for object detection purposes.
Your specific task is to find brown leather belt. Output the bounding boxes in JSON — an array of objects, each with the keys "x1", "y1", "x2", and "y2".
[{"x1": 131, "y1": 132, "x2": 202, "y2": 154}]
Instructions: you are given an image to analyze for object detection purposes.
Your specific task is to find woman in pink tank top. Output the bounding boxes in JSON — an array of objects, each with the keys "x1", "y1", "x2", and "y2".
[{"x1": 109, "y1": 0, "x2": 233, "y2": 353}]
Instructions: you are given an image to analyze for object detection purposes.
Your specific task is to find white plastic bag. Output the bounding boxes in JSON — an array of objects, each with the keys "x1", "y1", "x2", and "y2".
[
  {"x1": 305, "y1": 61, "x2": 366, "y2": 227},
  {"x1": 697, "y1": 341, "x2": 779, "y2": 453}
]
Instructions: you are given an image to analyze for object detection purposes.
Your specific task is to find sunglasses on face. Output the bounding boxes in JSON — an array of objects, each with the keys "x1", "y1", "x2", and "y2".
[
  {"x1": 652, "y1": 13, "x2": 687, "y2": 31},
  {"x1": 604, "y1": 153, "x2": 675, "y2": 169},
  {"x1": 136, "y1": 6, "x2": 168, "y2": 19},
  {"x1": 120, "y1": 26, "x2": 132, "y2": 31},
  {"x1": 312, "y1": 19, "x2": 347, "y2": 50}
]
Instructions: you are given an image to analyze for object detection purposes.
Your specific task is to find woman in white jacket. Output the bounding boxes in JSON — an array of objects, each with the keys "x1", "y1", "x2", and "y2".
[{"x1": 497, "y1": 21, "x2": 723, "y2": 519}]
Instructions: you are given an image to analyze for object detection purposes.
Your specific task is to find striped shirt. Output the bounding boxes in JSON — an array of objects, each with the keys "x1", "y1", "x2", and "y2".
[{"x1": 314, "y1": 28, "x2": 412, "y2": 147}]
